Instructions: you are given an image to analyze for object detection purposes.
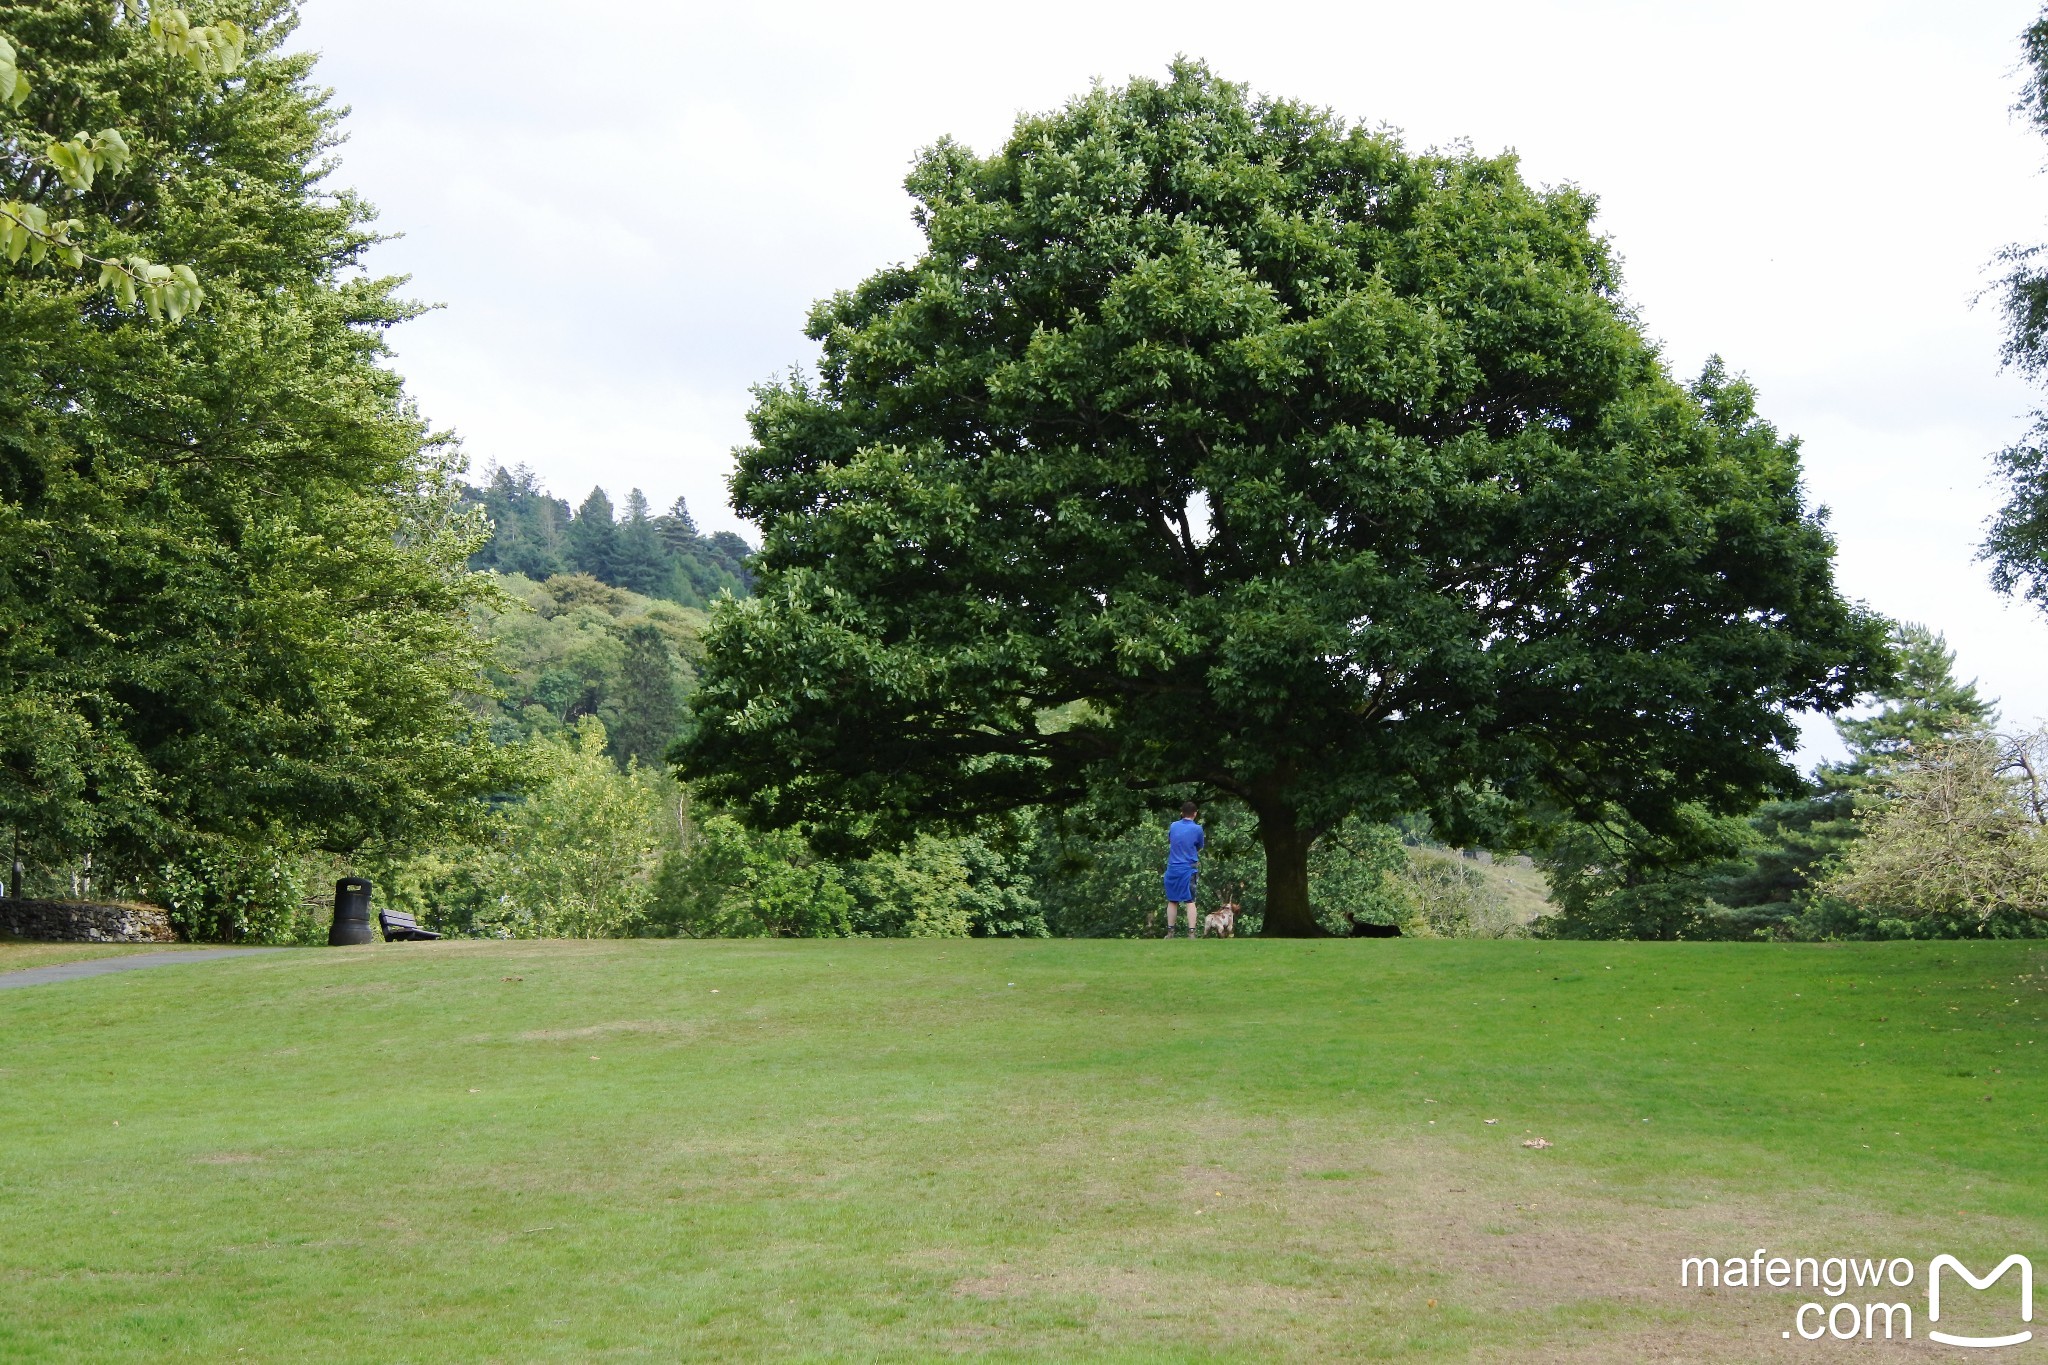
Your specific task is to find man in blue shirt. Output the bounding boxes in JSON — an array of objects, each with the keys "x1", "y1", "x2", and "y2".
[{"x1": 1163, "y1": 801, "x2": 1205, "y2": 939}]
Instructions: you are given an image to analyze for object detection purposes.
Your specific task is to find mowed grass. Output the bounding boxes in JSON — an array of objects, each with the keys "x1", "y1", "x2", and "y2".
[{"x1": 2, "y1": 939, "x2": 2045, "y2": 1362}]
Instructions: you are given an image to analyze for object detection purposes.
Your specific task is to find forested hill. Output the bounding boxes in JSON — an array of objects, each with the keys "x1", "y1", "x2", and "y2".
[{"x1": 460, "y1": 466, "x2": 754, "y2": 609}]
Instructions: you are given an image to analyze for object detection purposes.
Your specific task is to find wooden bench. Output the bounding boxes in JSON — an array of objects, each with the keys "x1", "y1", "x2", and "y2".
[{"x1": 378, "y1": 909, "x2": 442, "y2": 942}]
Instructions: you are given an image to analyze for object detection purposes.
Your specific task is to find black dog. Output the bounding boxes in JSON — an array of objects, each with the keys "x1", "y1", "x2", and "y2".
[{"x1": 1349, "y1": 921, "x2": 1402, "y2": 938}]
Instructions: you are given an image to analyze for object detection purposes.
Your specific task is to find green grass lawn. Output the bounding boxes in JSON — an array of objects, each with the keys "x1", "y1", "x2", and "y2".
[{"x1": 2, "y1": 938, "x2": 2043, "y2": 1361}]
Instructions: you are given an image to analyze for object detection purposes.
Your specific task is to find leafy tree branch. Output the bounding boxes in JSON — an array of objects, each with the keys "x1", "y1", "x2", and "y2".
[{"x1": 0, "y1": 8, "x2": 242, "y2": 318}]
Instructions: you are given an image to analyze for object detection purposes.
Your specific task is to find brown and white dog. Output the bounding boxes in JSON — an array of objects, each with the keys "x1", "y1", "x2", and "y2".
[{"x1": 1201, "y1": 901, "x2": 1238, "y2": 937}]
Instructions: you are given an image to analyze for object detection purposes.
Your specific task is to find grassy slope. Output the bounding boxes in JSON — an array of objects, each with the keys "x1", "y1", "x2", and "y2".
[{"x1": 1, "y1": 939, "x2": 2043, "y2": 1361}]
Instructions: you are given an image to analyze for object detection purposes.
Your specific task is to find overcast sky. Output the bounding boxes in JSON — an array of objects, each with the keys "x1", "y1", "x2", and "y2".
[{"x1": 291, "y1": 0, "x2": 2048, "y2": 763}]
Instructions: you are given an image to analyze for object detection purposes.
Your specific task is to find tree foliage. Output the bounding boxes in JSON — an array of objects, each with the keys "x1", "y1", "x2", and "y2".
[
  {"x1": 0, "y1": 7, "x2": 240, "y2": 317},
  {"x1": 1829, "y1": 622, "x2": 1998, "y2": 782},
  {"x1": 462, "y1": 466, "x2": 753, "y2": 608},
  {"x1": 472, "y1": 718, "x2": 670, "y2": 939},
  {"x1": 1983, "y1": 6, "x2": 2048, "y2": 611},
  {"x1": 469, "y1": 572, "x2": 698, "y2": 765},
  {"x1": 1819, "y1": 731, "x2": 2048, "y2": 925},
  {"x1": 681, "y1": 62, "x2": 1888, "y2": 933},
  {"x1": 0, "y1": 1, "x2": 520, "y2": 913},
  {"x1": 1537, "y1": 623, "x2": 2013, "y2": 939}
]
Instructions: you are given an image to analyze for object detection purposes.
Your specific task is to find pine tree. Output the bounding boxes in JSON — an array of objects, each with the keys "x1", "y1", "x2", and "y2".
[
  {"x1": 1827, "y1": 623, "x2": 1997, "y2": 785},
  {"x1": 656, "y1": 496, "x2": 699, "y2": 552},
  {"x1": 611, "y1": 624, "x2": 683, "y2": 769},
  {"x1": 458, "y1": 473, "x2": 754, "y2": 607},
  {"x1": 612, "y1": 489, "x2": 670, "y2": 596},
  {"x1": 566, "y1": 488, "x2": 618, "y2": 582},
  {"x1": 469, "y1": 465, "x2": 568, "y2": 579}
]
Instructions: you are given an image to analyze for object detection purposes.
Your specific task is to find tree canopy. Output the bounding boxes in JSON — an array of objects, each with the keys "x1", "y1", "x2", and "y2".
[{"x1": 679, "y1": 62, "x2": 1889, "y2": 934}]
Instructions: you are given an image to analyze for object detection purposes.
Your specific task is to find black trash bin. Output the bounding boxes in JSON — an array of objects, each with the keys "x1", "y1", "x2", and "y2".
[{"x1": 329, "y1": 877, "x2": 374, "y2": 946}]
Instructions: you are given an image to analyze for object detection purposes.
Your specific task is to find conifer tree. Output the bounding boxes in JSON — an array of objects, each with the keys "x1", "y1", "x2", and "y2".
[
  {"x1": 566, "y1": 487, "x2": 618, "y2": 582},
  {"x1": 611, "y1": 623, "x2": 684, "y2": 769},
  {"x1": 612, "y1": 489, "x2": 670, "y2": 597},
  {"x1": 1826, "y1": 624, "x2": 1996, "y2": 785},
  {"x1": 656, "y1": 496, "x2": 699, "y2": 551}
]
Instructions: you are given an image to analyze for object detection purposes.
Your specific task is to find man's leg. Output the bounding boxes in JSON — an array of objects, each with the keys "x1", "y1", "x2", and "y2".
[{"x1": 1163, "y1": 903, "x2": 1179, "y2": 937}]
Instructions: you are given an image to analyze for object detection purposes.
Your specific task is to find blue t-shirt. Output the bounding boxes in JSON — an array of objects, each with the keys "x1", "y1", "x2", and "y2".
[{"x1": 1166, "y1": 818, "x2": 1205, "y2": 872}]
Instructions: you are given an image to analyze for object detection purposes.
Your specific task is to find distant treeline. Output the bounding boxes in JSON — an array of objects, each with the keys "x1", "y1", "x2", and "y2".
[{"x1": 461, "y1": 466, "x2": 754, "y2": 608}]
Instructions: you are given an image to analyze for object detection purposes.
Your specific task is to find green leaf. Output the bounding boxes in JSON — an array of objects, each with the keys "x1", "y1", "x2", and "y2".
[
  {"x1": 46, "y1": 142, "x2": 78, "y2": 188},
  {"x1": 94, "y1": 129, "x2": 131, "y2": 178},
  {"x1": 213, "y1": 21, "x2": 246, "y2": 74},
  {"x1": 47, "y1": 140, "x2": 94, "y2": 192},
  {"x1": 0, "y1": 32, "x2": 23, "y2": 110},
  {"x1": 149, "y1": 10, "x2": 190, "y2": 48}
]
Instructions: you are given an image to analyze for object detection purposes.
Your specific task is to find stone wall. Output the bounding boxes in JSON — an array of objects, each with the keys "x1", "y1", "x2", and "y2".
[{"x1": 0, "y1": 898, "x2": 177, "y2": 943}]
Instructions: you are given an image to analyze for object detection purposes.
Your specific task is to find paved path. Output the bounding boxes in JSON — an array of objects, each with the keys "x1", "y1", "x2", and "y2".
[{"x1": 0, "y1": 948, "x2": 282, "y2": 990}]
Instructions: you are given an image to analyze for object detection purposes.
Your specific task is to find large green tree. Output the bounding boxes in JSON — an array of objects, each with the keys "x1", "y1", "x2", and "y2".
[
  {"x1": 0, "y1": 1, "x2": 517, "y2": 909},
  {"x1": 680, "y1": 63, "x2": 1888, "y2": 934}
]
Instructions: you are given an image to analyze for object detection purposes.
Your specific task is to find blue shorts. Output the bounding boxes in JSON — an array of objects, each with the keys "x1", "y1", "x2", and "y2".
[{"x1": 1163, "y1": 867, "x2": 1196, "y2": 902}]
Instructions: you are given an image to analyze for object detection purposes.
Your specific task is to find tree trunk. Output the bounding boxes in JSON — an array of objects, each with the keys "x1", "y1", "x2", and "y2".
[{"x1": 1255, "y1": 805, "x2": 1322, "y2": 937}]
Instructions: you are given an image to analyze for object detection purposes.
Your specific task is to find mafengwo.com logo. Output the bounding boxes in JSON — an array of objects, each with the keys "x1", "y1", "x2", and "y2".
[{"x1": 1680, "y1": 1249, "x2": 2033, "y2": 1346}]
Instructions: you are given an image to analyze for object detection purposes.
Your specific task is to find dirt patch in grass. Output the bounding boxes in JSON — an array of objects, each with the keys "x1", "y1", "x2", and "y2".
[
  {"x1": 1273, "y1": 1127, "x2": 1977, "y2": 1359},
  {"x1": 898, "y1": 1112, "x2": 1969, "y2": 1361},
  {"x1": 513, "y1": 1019, "x2": 701, "y2": 1043}
]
